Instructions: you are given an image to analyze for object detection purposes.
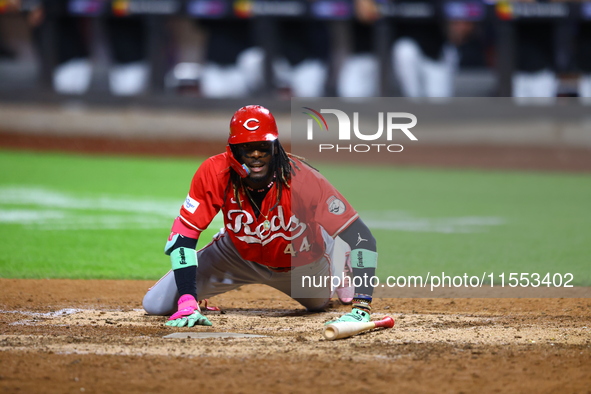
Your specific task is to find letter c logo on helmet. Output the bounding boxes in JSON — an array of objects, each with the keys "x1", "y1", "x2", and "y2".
[
  {"x1": 229, "y1": 105, "x2": 278, "y2": 145},
  {"x1": 243, "y1": 118, "x2": 260, "y2": 131}
]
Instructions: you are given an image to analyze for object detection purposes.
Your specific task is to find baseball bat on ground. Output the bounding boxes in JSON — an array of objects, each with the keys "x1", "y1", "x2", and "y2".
[{"x1": 323, "y1": 316, "x2": 395, "y2": 340}]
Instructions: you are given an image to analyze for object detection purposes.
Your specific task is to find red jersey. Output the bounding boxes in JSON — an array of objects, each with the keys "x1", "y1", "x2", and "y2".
[{"x1": 178, "y1": 153, "x2": 359, "y2": 268}]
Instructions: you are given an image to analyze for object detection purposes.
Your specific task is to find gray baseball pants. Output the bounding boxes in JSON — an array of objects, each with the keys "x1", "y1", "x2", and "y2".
[{"x1": 142, "y1": 231, "x2": 334, "y2": 315}]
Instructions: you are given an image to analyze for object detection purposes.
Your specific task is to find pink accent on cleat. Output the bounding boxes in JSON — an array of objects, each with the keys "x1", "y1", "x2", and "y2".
[
  {"x1": 336, "y1": 284, "x2": 354, "y2": 304},
  {"x1": 199, "y1": 299, "x2": 221, "y2": 312}
]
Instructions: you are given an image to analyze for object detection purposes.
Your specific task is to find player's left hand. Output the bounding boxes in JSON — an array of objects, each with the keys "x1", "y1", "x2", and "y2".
[{"x1": 325, "y1": 308, "x2": 370, "y2": 325}]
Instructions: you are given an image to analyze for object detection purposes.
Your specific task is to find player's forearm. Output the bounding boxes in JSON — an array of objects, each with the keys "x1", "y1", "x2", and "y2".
[
  {"x1": 165, "y1": 218, "x2": 200, "y2": 299},
  {"x1": 338, "y1": 218, "x2": 378, "y2": 310},
  {"x1": 173, "y1": 265, "x2": 198, "y2": 299},
  {"x1": 169, "y1": 242, "x2": 198, "y2": 298},
  {"x1": 349, "y1": 251, "x2": 376, "y2": 312}
]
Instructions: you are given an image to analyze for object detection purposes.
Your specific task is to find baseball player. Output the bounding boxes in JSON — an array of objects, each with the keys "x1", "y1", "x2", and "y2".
[{"x1": 143, "y1": 105, "x2": 378, "y2": 327}]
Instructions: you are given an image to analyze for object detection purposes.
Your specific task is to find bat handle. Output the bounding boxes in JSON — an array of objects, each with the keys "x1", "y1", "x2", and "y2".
[{"x1": 373, "y1": 316, "x2": 395, "y2": 329}]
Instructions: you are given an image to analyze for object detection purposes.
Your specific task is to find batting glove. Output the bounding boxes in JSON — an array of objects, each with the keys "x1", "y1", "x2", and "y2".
[
  {"x1": 166, "y1": 294, "x2": 212, "y2": 327},
  {"x1": 325, "y1": 308, "x2": 370, "y2": 325}
]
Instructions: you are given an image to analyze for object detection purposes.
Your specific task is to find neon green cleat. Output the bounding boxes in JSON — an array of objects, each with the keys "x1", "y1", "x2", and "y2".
[{"x1": 325, "y1": 308, "x2": 370, "y2": 325}]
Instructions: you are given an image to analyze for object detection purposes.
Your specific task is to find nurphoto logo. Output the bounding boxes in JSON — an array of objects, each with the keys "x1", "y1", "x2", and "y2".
[{"x1": 302, "y1": 107, "x2": 418, "y2": 153}]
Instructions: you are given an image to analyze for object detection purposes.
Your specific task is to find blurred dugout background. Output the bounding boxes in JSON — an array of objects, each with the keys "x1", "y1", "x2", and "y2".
[
  {"x1": 0, "y1": 0, "x2": 591, "y2": 166},
  {"x1": 0, "y1": 0, "x2": 590, "y2": 103}
]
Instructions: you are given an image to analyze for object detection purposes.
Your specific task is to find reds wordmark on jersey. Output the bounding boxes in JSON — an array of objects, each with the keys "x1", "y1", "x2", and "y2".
[{"x1": 177, "y1": 153, "x2": 358, "y2": 268}]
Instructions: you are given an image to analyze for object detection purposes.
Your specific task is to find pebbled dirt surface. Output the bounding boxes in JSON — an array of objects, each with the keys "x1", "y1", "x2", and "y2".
[{"x1": 1, "y1": 279, "x2": 590, "y2": 393}]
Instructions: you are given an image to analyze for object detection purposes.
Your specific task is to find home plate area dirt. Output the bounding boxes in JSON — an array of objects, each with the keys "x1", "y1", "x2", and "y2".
[{"x1": 0, "y1": 279, "x2": 590, "y2": 393}]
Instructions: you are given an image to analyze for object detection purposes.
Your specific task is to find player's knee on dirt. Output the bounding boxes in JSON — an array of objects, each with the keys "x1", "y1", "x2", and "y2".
[
  {"x1": 142, "y1": 290, "x2": 178, "y2": 316},
  {"x1": 143, "y1": 292, "x2": 178, "y2": 316},
  {"x1": 142, "y1": 272, "x2": 179, "y2": 315}
]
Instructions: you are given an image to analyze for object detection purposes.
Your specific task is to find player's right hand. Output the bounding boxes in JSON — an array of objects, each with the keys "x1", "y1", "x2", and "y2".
[
  {"x1": 166, "y1": 311, "x2": 212, "y2": 327},
  {"x1": 165, "y1": 294, "x2": 213, "y2": 327}
]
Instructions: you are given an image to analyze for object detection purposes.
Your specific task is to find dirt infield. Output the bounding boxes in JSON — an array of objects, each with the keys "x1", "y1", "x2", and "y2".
[{"x1": 1, "y1": 279, "x2": 590, "y2": 393}]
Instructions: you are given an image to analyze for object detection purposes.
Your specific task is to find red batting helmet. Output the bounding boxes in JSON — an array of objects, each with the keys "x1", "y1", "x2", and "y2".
[{"x1": 228, "y1": 105, "x2": 278, "y2": 145}]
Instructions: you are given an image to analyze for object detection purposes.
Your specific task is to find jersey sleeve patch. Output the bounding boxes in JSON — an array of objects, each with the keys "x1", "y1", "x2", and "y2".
[
  {"x1": 184, "y1": 194, "x2": 200, "y2": 213},
  {"x1": 327, "y1": 196, "x2": 346, "y2": 215}
]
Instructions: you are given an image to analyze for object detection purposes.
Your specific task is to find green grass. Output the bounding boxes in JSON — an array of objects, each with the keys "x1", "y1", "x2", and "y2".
[
  {"x1": 320, "y1": 165, "x2": 591, "y2": 285},
  {"x1": 0, "y1": 150, "x2": 219, "y2": 279},
  {"x1": 0, "y1": 150, "x2": 590, "y2": 285}
]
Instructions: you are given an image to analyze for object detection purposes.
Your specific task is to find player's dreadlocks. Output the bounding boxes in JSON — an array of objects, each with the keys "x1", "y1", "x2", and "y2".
[{"x1": 225, "y1": 140, "x2": 317, "y2": 211}]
